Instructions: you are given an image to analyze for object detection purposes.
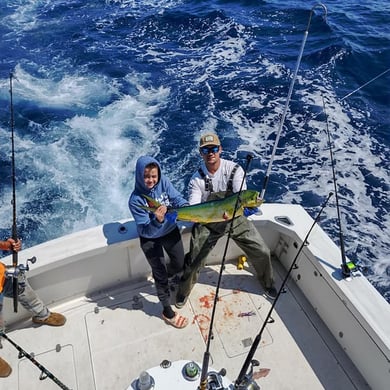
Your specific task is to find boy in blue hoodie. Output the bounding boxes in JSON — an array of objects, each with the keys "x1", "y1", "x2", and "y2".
[{"x1": 129, "y1": 156, "x2": 189, "y2": 329}]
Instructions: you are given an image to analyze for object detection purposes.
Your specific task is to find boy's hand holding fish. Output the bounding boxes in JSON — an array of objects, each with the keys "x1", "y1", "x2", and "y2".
[{"x1": 154, "y1": 205, "x2": 167, "y2": 223}]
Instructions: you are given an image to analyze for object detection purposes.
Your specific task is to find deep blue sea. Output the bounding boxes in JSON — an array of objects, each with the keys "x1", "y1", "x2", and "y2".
[{"x1": 0, "y1": 0, "x2": 389, "y2": 302}]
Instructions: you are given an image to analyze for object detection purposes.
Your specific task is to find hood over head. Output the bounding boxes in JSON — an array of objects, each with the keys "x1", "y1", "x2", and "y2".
[{"x1": 134, "y1": 155, "x2": 161, "y2": 194}]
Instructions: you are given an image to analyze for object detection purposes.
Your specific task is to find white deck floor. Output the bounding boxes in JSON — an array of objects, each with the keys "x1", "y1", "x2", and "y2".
[{"x1": 1, "y1": 259, "x2": 369, "y2": 390}]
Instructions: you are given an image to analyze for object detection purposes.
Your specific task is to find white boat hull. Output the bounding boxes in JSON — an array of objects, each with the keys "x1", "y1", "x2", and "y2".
[{"x1": 1, "y1": 204, "x2": 389, "y2": 389}]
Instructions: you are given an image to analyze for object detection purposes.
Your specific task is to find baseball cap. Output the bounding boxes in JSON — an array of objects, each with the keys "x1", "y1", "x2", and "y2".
[{"x1": 199, "y1": 133, "x2": 221, "y2": 148}]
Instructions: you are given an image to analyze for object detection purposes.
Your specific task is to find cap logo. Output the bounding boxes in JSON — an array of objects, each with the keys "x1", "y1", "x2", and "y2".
[{"x1": 204, "y1": 135, "x2": 215, "y2": 142}]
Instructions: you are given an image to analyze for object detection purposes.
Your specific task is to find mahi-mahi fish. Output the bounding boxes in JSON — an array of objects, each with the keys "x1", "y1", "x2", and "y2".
[{"x1": 140, "y1": 190, "x2": 263, "y2": 223}]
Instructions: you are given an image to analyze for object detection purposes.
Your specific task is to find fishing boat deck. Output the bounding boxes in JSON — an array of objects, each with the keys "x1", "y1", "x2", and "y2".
[{"x1": 1, "y1": 257, "x2": 369, "y2": 390}]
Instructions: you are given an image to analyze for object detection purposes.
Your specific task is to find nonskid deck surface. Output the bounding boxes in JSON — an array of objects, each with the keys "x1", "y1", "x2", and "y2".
[{"x1": 1, "y1": 260, "x2": 367, "y2": 390}]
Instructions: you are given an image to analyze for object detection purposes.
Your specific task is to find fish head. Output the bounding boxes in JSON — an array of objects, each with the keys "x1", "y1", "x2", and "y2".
[
  {"x1": 241, "y1": 190, "x2": 263, "y2": 207},
  {"x1": 142, "y1": 195, "x2": 161, "y2": 209}
]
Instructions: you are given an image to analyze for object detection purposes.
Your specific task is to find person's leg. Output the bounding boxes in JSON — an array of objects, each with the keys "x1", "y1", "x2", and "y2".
[
  {"x1": 3, "y1": 274, "x2": 49, "y2": 319},
  {"x1": 176, "y1": 224, "x2": 209, "y2": 301},
  {"x1": 230, "y1": 217, "x2": 274, "y2": 289},
  {"x1": 141, "y1": 233, "x2": 189, "y2": 328},
  {"x1": 2, "y1": 275, "x2": 66, "y2": 325},
  {"x1": 140, "y1": 236, "x2": 172, "y2": 315},
  {"x1": 163, "y1": 227, "x2": 185, "y2": 277},
  {"x1": 176, "y1": 223, "x2": 224, "y2": 304}
]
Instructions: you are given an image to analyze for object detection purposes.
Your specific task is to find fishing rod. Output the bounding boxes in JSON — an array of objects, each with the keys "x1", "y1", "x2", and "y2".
[
  {"x1": 234, "y1": 192, "x2": 333, "y2": 389},
  {"x1": 199, "y1": 154, "x2": 254, "y2": 390},
  {"x1": 322, "y1": 97, "x2": 355, "y2": 277},
  {"x1": 9, "y1": 72, "x2": 19, "y2": 313},
  {"x1": 0, "y1": 331, "x2": 72, "y2": 389},
  {"x1": 260, "y1": 3, "x2": 328, "y2": 200}
]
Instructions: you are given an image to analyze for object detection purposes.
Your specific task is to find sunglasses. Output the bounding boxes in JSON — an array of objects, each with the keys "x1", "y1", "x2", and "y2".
[{"x1": 200, "y1": 146, "x2": 219, "y2": 155}]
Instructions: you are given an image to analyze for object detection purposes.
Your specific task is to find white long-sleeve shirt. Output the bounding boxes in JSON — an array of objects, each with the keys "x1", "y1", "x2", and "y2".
[{"x1": 188, "y1": 158, "x2": 246, "y2": 205}]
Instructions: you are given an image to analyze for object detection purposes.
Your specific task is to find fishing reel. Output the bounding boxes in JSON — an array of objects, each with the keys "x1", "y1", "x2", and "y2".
[
  {"x1": 202, "y1": 369, "x2": 227, "y2": 390},
  {"x1": 234, "y1": 359, "x2": 261, "y2": 390},
  {"x1": 5, "y1": 256, "x2": 37, "y2": 280}
]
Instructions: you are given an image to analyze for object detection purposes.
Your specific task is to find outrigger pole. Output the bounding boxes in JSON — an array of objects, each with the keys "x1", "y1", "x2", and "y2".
[
  {"x1": 9, "y1": 72, "x2": 19, "y2": 313},
  {"x1": 199, "y1": 154, "x2": 254, "y2": 390},
  {"x1": 234, "y1": 192, "x2": 333, "y2": 389},
  {"x1": 260, "y1": 3, "x2": 327, "y2": 200},
  {"x1": 322, "y1": 98, "x2": 355, "y2": 277}
]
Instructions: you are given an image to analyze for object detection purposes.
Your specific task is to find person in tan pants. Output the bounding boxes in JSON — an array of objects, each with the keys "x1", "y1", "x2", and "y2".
[{"x1": 0, "y1": 238, "x2": 66, "y2": 378}]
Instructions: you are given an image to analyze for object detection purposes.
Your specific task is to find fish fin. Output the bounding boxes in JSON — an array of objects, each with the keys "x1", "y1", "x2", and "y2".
[
  {"x1": 142, "y1": 194, "x2": 161, "y2": 208},
  {"x1": 138, "y1": 205, "x2": 155, "y2": 212}
]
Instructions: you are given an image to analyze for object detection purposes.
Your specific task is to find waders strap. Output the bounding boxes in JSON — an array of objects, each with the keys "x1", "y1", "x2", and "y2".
[
  {"x1": 227, "y1": 164, "x2": 239, "y2": 192},
  {"x1": 198, "y1": 168, "x2": 214, "y2": 192},
  {"x1": 198, "y1": 163, "x2": 239, "y2": 194}
]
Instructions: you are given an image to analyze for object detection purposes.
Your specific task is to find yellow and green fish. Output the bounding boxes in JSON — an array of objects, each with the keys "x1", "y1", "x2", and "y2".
[{"x1": 141, "y1": 190, "x2": 262, "y2": 223}]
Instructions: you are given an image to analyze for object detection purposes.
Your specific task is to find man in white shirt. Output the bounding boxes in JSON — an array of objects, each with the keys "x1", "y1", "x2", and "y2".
[{"x1": 176, "y1": 133, "x2": 277, "y2": 308}]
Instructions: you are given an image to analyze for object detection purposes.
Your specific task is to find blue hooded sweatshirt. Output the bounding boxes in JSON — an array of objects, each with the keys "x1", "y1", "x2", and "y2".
[{"x1": 129, "y1": 156, "x2": 188, "y2": 239}]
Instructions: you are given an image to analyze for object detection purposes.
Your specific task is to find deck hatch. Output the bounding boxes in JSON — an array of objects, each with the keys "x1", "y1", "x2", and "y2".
[{"x1": 190, "y1": 273, "x2": 272, "y2": 358}]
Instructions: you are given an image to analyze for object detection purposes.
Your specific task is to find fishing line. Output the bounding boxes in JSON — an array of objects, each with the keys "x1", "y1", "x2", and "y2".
[
  {"x1": 199, "y1": 154, "x2": 254, "y2": 390},
  {"x1": 234, "y1": 192, "x2": 333, "y2": 389},
  {"x1": 302, "y1": 67, "x2": 390, "y2": 127},
  {"x1": 0, "y1": 331, "x2": 72, "y2": 389},
  {"x1": 322, "y1": 97, "x2": 355, "y2": 277},
  {"x1": 260, "y1": 3, "x2": 328, "y2": 200},
  {"x1": 339, "y1": 67, "x2": 390, "y2": 102}
]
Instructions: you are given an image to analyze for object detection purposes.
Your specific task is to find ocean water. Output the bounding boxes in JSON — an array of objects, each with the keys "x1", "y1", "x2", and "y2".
[{"x1": 0, "y1": 0, "x2": 389, "y2": 302}]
